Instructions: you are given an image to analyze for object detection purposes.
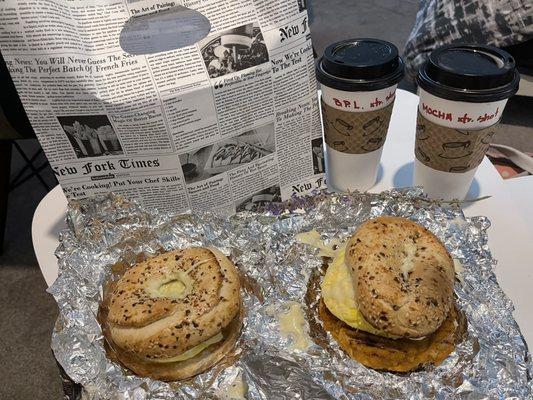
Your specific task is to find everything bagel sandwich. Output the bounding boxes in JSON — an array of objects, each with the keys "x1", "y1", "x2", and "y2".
[
  {"x1": 319, "y1": 216, "x2": 461, "y2": 372},
  {"x1": 102, "y1": 247, "x2": 242, "y2": 381}
]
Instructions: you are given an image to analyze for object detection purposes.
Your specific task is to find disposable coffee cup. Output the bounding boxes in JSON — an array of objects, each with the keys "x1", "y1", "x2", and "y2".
[
  {"x1": 414, "y1": 44, "x2": 520, "y2": 200},
  {"x1": 316, "y1": 39, "x2": 404, "y2": 192}
]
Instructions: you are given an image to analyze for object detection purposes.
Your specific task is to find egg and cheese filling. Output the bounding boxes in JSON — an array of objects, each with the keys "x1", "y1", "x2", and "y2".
[
  {"x1": 150, "y1": 332, "x2": 223, "y2": 363},
  {"x1": 322, "y1": 246, "x2": 393, "y2": 338}
]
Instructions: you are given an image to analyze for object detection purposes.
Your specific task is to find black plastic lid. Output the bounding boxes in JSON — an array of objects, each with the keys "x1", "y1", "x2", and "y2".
[
  {"x1": 315, "y1": 38, "x2": 405, "y2": 91},
  {"x1": 417, "y1": 44, "x2": 520, "y2": 102}
]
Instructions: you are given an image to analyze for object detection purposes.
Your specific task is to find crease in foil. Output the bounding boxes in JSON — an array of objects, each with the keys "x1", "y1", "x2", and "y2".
[{"x1": 49, "y1": 190, "x2": 532, "y2": 399}]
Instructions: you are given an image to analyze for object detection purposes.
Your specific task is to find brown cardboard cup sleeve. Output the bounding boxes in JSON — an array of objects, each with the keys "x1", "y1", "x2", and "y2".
[
  {"x1": 321, "y1": 100, "x2": 394, "y2": 155},
  {"x1": 415, "y1": 112, "x2": 499, "y2": 173}
]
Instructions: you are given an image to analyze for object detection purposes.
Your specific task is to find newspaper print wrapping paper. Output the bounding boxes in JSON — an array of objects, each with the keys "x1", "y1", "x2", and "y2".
[
  {"x1": 49, "y1": 189, "x2": 532, "y2": 399},
  {"x1": 0, "y1": 0, "x2": 324, "y2": 213}
]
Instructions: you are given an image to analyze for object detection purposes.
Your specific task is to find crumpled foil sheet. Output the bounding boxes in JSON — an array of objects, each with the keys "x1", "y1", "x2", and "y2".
[{"x1": 49, "y1": 189, "x2": 532, "y2": 399}]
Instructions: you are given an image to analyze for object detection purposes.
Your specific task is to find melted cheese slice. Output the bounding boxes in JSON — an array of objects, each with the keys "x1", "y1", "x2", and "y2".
[
  {"x1": 278, "y1": 302, "x2": 313, "y2": 351},
  {"x1": 296, "y1": 230, "x2": 342, "y2": 258},
  {"x1": 322, "y1": 246, "x2": 392, "y2": 337},
  {"x1": 151, "y1": 332, "x2": 223, "y2": 363},
  {"x1": 218, "y1": 372, "x2": 248, "y2": 400}
]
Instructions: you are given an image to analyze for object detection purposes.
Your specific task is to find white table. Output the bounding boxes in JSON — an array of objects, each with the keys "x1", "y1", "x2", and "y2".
[{"x1": 32, "y1": 89, "x2": 533, "y2": 344}]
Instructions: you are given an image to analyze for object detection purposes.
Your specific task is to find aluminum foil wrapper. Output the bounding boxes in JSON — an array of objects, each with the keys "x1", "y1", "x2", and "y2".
[{"x1": 49, "y1": 189, "x2": 532, "y2": 399}]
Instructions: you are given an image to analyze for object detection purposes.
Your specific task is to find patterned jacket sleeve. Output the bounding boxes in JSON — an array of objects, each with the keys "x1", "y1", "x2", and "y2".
[{"x1": 402, "y1": 0, "x2": 533, "y2": 84}]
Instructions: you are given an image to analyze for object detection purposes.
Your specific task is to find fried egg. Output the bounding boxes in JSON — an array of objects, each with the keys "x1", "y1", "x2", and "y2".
[{"x1": 322, "y1": 246, "x2": 392, "y2": 337}]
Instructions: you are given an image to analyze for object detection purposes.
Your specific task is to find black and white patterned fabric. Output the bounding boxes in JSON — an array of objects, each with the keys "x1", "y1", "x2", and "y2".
[{"x1": 403, "y1": 0, "x2": 533, "y2": 83}]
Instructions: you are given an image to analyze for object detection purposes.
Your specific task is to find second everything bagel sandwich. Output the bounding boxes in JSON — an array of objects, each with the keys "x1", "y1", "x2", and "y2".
[
  {"x1": 102, "y1": 247, "x2": 242, "y2": 381},
  {"x1": 320, "y1": 216, "x2": 461, "y2": 372}
]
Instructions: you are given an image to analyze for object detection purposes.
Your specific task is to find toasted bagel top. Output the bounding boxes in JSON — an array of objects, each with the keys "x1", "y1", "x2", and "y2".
[
  {"x1": 107, "y1": 247, "x2": 240, "y2": 360},
  {"x1": 346, "y1": 216, "x2": 454, "y2": 338}
]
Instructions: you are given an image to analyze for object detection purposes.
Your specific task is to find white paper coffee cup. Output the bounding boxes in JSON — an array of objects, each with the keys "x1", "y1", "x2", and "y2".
[
  {"x1": 413, "y1": 44, "x2": 520, "y2": 200},
  {"x1": 316, "y1": 39, "x2": 404, "y2": 192},
  {"x1": 418, "y1": 89, "x2": 508, "y2": 130},
  {"x1": 414, "y1": 89, "x2": 507, "y2": 199},
  {"x1": 322, "y1": 85, "x2": 397, "y2": 191}
]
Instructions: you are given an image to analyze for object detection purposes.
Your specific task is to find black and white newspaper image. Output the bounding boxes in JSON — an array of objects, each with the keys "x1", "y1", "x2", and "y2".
[
  {"x1": 58, "y1": 115, "x2": 123, "y2": 158},
  {"x1": 235, "y1": 185, "x2": 281, "y2": 212},
  {"x1": 297, "y1": 0, "x2": 308, "y2": 12},
  {"x1": 179, "y1": 124, "x2": 275, "y2": 184},
  {"x1": 199, "y1": 22, "x2": 269, "y2": 79},
  {"x1": 311, "y1": 136, "x2": 325, "y2": 174},
  {"x1": 0, "y1": 0, "x2": 324, "y2": 213}
]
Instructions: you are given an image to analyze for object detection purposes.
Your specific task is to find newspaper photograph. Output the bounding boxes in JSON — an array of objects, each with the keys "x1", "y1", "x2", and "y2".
[
  {"x1": 0, "y1": 0, "x2": 325, "y2": 213},
  {"x1": 58, "y1": 115, "x2": 124, "y2": 158},
  {"x1": 199, "y1": 22, "x2": 269, "y2": 79},
  {"x1": 179, "y1": 124, "x2": 275, "y2": 184}
]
